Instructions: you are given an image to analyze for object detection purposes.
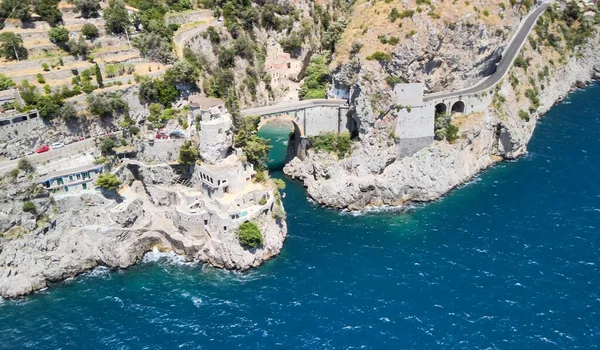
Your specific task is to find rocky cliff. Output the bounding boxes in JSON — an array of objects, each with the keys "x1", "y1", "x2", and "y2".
[
  {"x1": 0, "y1": 163, "x2": 287, "y2": 298},
  {"x1": 285, "y1": 9, "x2": 600, "y2": 210}
]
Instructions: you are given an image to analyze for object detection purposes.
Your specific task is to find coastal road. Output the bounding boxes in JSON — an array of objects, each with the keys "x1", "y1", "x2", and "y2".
[{"x1": 424, "y1": 1, "x2": 552, "y2": 101}]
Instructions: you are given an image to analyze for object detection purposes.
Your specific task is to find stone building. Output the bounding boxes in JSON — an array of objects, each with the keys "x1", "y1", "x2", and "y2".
[
  {"x1": 39, "y1": 163, "x2": 104, "y2": 194},
  {"x1": 174, "y1": 155, "x2": 272, "y2": 237},
  {"x1": 264, "y1": 42, "x2": 302, "y2": 89},
  {"x1": 188, "y1": 94, "x2": 233, "y2": 163}
]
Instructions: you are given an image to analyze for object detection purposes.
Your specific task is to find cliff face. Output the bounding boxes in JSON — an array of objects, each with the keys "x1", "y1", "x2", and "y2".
[
  {"x1": 285, "y1": 13, "x2": 600, "y2": 210},
  {"x1": 0, "y1": 163, "x2": 287, "y2": 298}
]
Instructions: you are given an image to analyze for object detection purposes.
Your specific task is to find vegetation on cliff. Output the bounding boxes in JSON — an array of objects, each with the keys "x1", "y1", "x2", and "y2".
[{"x1": 237, "y1": 221, "x2": 263, "y2": 249}]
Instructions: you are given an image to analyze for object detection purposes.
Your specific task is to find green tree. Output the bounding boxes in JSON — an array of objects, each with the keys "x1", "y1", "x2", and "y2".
[
  {"x1": 164, "y1": 60, "x2": 198, "y2": 85},
  {"x1": 0, "y1": 74, "x2": 15, "y2": 90},
  {"x1": 57, "y1": 103, "x2": 78, "y2": 119},
  {"x1": 99, "y1": 137, "x2": 118, "y2": 155},
  {"x1": 75, "y1": 0, "x2": 101, "y2": 18},
  {"x1": 103, "y1": 0, "x2": 130, "y2": 34},
  {"x1": 0, "y1": 0, "x2": 31, "y2": 21},
  {"x1": 35, "y1": 0, "x2": 62, "y2": 26},
  {"x1": 178, "y1": 140, "x2": 198, "y2": 164},
  {"x1": 0, "y1": 32, "x2": 27, "y2": 60},
  {"x1": 95, "y1": 63, "x2": 103, "y2": 87},
  {"x1": 48, "y1": 26, "x2": 69, "y2": 44},
  {"x1": 36, "y1": 95, "x2": 60, "y2": 118},
  {"x1": 237, "y1": 221, "x2": 263, "y2": 249},
  {"x1": 299, "y1": 54, "x2": 329, "y2": 100},
  {"x1": 81, "y1": 23, "x2": 99, "y2": 38},
  {"x1": 94, "y1": 173, "x2": 122, "y2": 190}
]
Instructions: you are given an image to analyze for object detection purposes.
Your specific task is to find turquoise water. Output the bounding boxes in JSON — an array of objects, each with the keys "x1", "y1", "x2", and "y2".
[{"x1": 1, "y1": 83, "x2": 600, "y2": 348}]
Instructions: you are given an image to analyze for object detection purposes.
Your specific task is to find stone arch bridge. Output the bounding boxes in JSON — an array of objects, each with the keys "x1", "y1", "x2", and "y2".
[{"x1": 241, "y1": 99, "x2": 353, "y2": 137}]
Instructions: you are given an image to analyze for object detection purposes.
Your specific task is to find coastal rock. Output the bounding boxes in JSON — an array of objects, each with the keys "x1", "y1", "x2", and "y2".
[{"x1": 285, "y1": 30, "x2": 600, "y2": 210}]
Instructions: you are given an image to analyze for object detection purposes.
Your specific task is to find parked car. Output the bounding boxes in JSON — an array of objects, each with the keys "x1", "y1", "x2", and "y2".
[
  {"x1": 51, "y1": 142, "x2": 65, "y2": 149},
  {"x1": 78, "y1": 136, "x2": 85, "y2": 141},
  {"x1": 35, "y1": 145, "x2": 49, "y2": 153},
  {"x1": 169, "y1": 130, "x2": 184, "y2": 138},
  {"x1": 156, "y1": 132, "x2": 169, "y2": 139}
]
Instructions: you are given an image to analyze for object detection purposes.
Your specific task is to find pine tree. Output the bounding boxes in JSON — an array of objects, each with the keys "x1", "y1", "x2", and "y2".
[{"x1": 95, "y1": 63, "x2": 103, "y2": 88}]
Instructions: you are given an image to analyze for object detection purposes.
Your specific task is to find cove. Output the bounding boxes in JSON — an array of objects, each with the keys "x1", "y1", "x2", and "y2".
[{"x1": 0, "y1": 83, "x2": 599, "y2": 349}]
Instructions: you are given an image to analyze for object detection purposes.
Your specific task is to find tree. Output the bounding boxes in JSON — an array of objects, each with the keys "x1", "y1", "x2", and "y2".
[
  {"x1": 35, "y1": 0, "x2": 62, "y2": 26},
  {"x1": 0, "y1": 74, "x2": 15, "y2": 90},
  {"x1": 99, "y1": 137, "x2": 117, "y2": 155},
  {"x1": 299, "y1": 54, "x2": 329, "y2": 100},
  {"x1": 95, "y1": 63, "x2": 103, "y2": 87},
  {"x1": 237, "y1": 221, "x2": 263, "y2": 249},
  {"x1": 57, "y1": 103, "x2": 78, "y2": 119},
  {"x1": 94, "y1": 173, "x2": 122, "y2": 190},
  {"x1": 75, "y1": 0, "x2": 101, "y2": 18},
  {"x1": 178, "y1": 140, "x2": 198, "y2": 164},
  {"x1": 103, "y1": 0, "x2": 130, "y2": 34},
  {"x1": 36, "y1": 95, "x2": 60, "y2": 118},
  {"x1": 0, "y1": 32, "x2": 27, "y2": 60},
  {"x1": 0, "y1": 0, "x2": 31, "y2": 22},
  {"x1": 164, "y1": 60, "x2": 198, "y2": 85},
  {"x1": 87, "y1": 93, "x2": 127, "y2": 118},
  {"x1": 81, "y1": 23, "x2": 99, "y2": 39},
  {"x1": 67, "y1": 36, "x2": 89, "y2": 56},
  {"x1": 48, "y1": 26, "x2": 69, "y2": 44}
]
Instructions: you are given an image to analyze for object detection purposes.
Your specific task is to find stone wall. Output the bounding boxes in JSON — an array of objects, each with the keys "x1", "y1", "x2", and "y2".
[{"x1": 135, "y1": 139, "x2": 184, "y2": 163}]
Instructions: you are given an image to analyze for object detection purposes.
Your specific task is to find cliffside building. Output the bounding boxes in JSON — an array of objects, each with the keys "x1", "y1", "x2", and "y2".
[
  {"x1": 188, "y1": 94, "x2": 233, "y2": 163},
  {"x1": 39, "y1": 163, "x2": 104, "y2": 194},
  {"x1": 264, "y1": 42, "x2": 302, "y2": 89},
  {"x1": 174, "y1": 155, "x2": 271, "y2": 237}
]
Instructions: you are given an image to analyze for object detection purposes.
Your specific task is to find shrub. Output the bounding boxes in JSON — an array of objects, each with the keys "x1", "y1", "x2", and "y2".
[
  {"x1": 385, "y1": 76, "x2": 405, "y2": 86},
  {"x1": 237, "y1": 221, "x2": 263, "y2": 249},
  {"x1": 36, "y1": 73, "x2": 45, "y2": 84},
  {"x1": 18, "y1": 158, "x2": 34, "y2": 173},
  {"x1": 0, "y1": 74, "x2": 15, "y2": 90},
  {"x1": 258, "y1": 197, "x2": 267, "y2": 205},
  {"x1": 366, "y1": 51, "x2": 391, "y2": 61},
  {"x1": 518, "y1": 110, "x2": 530, "y2": 121},
  {"x1": 94, "y1": 173, "x2": 122, "y2": 191},
  {"x1": 308, "y1": 132, "x2": 353, "y2": 159},
  {"x1": 81, "y1": 23, "x2": 99, "y2": 39},
  {"x1": 446, "y1": 124, "x2": 459, "y2": 143},
  {"x1": 22, "y1": 201, "x2": 36, "y2": 213},
  {"x1": 272, "y1": 178, "x2": 286, "y2": 190}
]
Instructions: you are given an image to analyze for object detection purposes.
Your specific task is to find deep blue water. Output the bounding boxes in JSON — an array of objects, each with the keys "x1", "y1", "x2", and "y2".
[{"x1": 1, "y1": 83, "x2": 600, "y2": 349}]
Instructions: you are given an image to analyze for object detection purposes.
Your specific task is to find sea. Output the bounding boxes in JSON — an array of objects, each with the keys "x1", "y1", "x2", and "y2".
[{"x1": 0, "y1": 83, "x2": 599, "y2": 349}]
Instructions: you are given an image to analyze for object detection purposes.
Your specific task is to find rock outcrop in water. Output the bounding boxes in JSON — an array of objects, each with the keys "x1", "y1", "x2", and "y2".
[
  {"x1": 285, "y1": 18, "x2": 600, "y2": 210},
  {"x1": 0, "y1": 163, "x2": 287, "y2": 298}
]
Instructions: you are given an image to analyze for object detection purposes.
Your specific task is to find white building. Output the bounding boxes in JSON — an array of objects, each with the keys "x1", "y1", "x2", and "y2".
[
  {"x1": 188, "y1": 94, "x2": 233, "y2": 163},
  {"x1": 39, "y1": 163, "x2": 104, "y2": 194}
]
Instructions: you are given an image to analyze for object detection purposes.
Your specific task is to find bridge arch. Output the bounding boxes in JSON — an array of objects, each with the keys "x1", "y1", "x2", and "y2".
[
  {"x1": 435, "y1": 103, "x2": 447, "y2": 115},
  {"x1": 451, "y1": 101, "x2": 465, "y2": 114},
  {"x1": 257, "y1": 115, "x2": 304, "y2": 137}
]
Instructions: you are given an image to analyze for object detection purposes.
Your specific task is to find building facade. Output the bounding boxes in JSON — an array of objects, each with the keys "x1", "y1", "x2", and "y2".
[{"x1": 39, "y1": 163, "x2": 104, "y2": 194}]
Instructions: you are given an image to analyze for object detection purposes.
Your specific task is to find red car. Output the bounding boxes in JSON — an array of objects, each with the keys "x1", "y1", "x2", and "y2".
[
  {"x1": 156, "y1": 132, "x2": 169, "y2": 139},
  {"x1": 35, "y1": 145, "x2": 49, "y2": 153}
]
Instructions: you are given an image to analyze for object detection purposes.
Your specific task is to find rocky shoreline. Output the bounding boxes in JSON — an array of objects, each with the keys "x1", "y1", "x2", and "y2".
[
  {"x1": 0, "y1": 163, "x2": 287, "y2": 298},
  {"x1": 284, "y1": 32, "x2": 600, "y2": 210}
]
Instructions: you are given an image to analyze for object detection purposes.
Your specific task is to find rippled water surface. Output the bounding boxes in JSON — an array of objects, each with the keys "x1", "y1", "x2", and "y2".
[{"x1": 1, "y1": 83, "x2": 599, "y2": 349}]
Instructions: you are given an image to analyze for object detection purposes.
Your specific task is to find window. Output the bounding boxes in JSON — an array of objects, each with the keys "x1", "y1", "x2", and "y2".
[
  {"x1": 223, "y1": 226, "x2": 227, "y2": 231},
  {"x1": 82, "y1": 183, "x2": 87, "y2": 190},
  {"x1": 69, "y1": 175, "x2": 74, "y2": 181},
  {"x1": 204, "y1": 220, "x2": 208, "y2": 225},
  {"x1": 44, "y1": 181, "x2": 50, "y2": 188},
  {"x1": 76, "y1": 174, "x2": 81, "y2": 180},
  {"x1": 64, "y1": 186, "x2": 69, "y2": 192},
  {"x1": 57, "y1": 178, "x2": 64, "y2": 185}
]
